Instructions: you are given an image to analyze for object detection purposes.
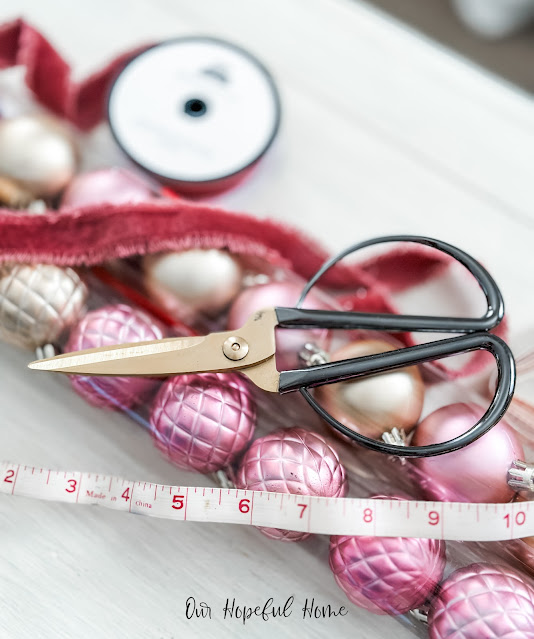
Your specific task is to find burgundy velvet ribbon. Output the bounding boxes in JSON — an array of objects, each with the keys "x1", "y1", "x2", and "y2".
[
  {"x1": 0, "y1": 202, "x2": 506, "y2": 379},
  {"x1": 0, "y1": 17, "x2": 506, "y2": 378},
  {"x1": 0, "y1": 18, "x2": 145, "y2": 130}
]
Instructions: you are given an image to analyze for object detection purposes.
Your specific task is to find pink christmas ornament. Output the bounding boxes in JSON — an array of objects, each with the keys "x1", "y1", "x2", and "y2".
[
  {"x1": 227, "y1": 281, "x2": 331, "y2": 370},
  {"x1": 65, "y1": 304, "x2": 165, "y2": 410},
  {"x1": 149, "y1": 372, "x2": 256, "y2": 473},
  {"x1": 61, "y1": 168, "x2": 153, "y2": 207},
  {"x1": 428, "y1": 563, "x2": 534, "y2": 639},
  {"x1": 235, "y1": 427, "x2": 347, "y2": 541},
  {"x1": 410, "y1": 403, "x2": 523, "y2": 503},
  {"x1": 329, "y1": 497, "x2": 446, "y2": 615}
]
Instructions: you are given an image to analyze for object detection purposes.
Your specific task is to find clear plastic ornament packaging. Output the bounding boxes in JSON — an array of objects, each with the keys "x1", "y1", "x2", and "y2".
[{"x1": 3, "y1": 238, "x2": 534, "y2": 638}]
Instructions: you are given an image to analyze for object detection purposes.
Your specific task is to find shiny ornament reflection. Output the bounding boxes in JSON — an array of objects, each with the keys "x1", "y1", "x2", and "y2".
[
  {"x1": 315, "y1": 339, "x2": 424, "y2": 441},
  {"x1": 0, "y1": 115, "x2": 77, "y2": 198},
  {"x1": 411, "y1": 403, "x2": 522, "y2": 503},
  {"x1": 144, "y1": 249, "x2": 243, "y2": 317}
]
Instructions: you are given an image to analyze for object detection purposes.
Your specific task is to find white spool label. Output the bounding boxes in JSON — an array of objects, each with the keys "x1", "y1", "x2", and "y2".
[{"x1": 108, "y1": 38, "x2": 280, "y2": 184}]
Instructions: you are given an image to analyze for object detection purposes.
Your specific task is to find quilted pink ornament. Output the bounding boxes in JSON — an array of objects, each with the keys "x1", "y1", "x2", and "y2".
[
  {"x1": 65, "y1": 304, "x2": 165, "y2": 410},
  {"x1": 428, "y1": 563, "x2": 534, "y2": 639},
  {"x1": 235, "y1": 427, "x2": 347, "y2": 541},
  {"x1": 329, "y1": 497, "x2": 446, "y2": 615},
  {"x1": 149, "y1": 372, "x2": 256, "y2": 473}
]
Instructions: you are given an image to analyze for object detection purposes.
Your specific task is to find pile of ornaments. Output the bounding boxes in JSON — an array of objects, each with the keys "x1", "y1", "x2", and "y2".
[{"x1": 2, "y1": 113, "x2": 534, "y2": 638}]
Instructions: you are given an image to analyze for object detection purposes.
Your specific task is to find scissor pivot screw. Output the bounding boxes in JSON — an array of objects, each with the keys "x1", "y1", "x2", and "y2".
[{"x1": 223, "y1": 336, "x2": 249, "y2": 361}]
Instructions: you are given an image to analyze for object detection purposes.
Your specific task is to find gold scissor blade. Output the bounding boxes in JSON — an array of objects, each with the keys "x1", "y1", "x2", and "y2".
[
  {"x1": 28, "y1": 308, "x2": 280, "y2": 380},
  {"x1": 27, "y1": 335, "x2": 208, "y2": 376}
]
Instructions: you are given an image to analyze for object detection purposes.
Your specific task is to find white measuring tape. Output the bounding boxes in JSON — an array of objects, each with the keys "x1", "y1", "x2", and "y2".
[{"x1": 0, "y1": 461, "x2": 531, "y2": 541}]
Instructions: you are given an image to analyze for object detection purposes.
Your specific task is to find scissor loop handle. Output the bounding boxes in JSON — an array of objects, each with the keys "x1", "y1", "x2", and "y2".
[
  {"x1": 286, "y1": 235, "x2": 515, "y2": 457},
  {"x1": 295, "y1": 235, "x2": 504, "y2": 332},
  {"x1": 279, "y1": 333, "x2": 515, "y2": 457}
]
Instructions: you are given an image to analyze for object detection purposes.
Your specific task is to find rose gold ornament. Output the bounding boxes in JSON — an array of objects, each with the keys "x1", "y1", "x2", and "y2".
[
  {"x1": 0, "y1": 264, "x2": 87, "y2": 349},
  {"x1": 144, "y1": 249, "x2": 243, "y2": 317},
  {"x1": 0, "y1": 115, "x2": 78, "y2": 198},
  {"x1": 235, "y1": 426, "x2": 348, "y2": 542},
  {"x1": 315, "y1": 339, "x2": 424, "y2": 441}
]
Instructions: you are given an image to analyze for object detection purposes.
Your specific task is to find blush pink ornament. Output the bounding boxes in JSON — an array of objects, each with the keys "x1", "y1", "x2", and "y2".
[
  {"x1": 65, "y1": 304, "x2": 165, "y2": 410},
  {"x1": 235, "y1": 427, "x2": 348, "y2": 541},
  {"x1": 227, "y1": 281, "x2": 331, "y2": 370},
  {"x1": 410, "y1": 403, "x2": 523, "y2": 503},
  {"x1": 329, "y1": 497, "x2": 446, "y2": 615},
  {"x1": 428, "y1": 563, "x2": 534, "y2": 639},
  {"x1": 149, "y1": 372, "x2": 256, "y2": 473},
  {"x1": 60, "y1": 168, "x2": 154, "y2": 207}
]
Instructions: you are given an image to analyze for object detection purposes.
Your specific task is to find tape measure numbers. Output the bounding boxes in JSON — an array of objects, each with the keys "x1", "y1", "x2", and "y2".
[{"x1": 0, "y1": 461, "x2": 530, "y2": 541}]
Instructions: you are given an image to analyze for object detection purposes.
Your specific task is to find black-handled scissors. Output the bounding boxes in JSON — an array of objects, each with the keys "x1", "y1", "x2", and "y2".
[{"x1": 28, "y1": 235, "x2": 515, "y2": 458}]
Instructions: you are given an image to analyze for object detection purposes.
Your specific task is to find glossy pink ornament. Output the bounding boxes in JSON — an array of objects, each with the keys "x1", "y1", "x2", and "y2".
[
  {"x1": 329, "y1": 497, "x2": 446, "y2": 615},
  {"x1": 227, "y1": 281, "x2": 330, "y2": 370},
  {"x1": 61, "y1": 168, "x2": 153, "y2": 207},
  {"x1": 428, "y1": 563, "x2": 534, "y2": 639},
  {"x1": 65, "y1": 304, "x2": 165, "y2": 410},
  {"x1": 235, "y1": 427, "x2": 347, "y2": 541},
  {"x1": 149, "y1": 372, "x2": 256, "y2": 473},
  {"x1": 411, "y1": 403, "x2": 522, "y2": 503}
]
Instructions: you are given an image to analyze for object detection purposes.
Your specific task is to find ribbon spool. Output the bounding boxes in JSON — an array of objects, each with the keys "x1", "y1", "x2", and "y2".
[{"x1": 107, "y1": 37, "x2": 281, "y2": 196}]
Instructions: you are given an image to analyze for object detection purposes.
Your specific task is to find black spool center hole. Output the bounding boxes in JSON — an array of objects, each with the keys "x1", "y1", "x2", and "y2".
[{"x1": 184, "y1": 98, "x2": 207, "y2": 117}]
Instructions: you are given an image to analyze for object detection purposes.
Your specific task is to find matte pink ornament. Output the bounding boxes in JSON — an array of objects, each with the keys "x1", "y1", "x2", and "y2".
[
  {"x1": 65, "y1": 304, "x2": 165, "y2": 410},
  {"x1": 61, "y1": 168, "x2": 153, "y2": 207},
  {"x1": 410, "y1": 403, "x2": 523, "y2": 503},
  {"x1": 329, "y1": 497, "x2": 446, "y2": 615},
  {"x1": 227, "y1": 281, "x2": 331, "y2": 370},
  {"x1": 428, "y1": 563, "x2": 534, "y2": 639},
  {"x1": 235, "y1": 427, "x2": 347, "y2": 541},
  {"x1": 149, "y1": 372, "x2": 256, "y2": 473}
]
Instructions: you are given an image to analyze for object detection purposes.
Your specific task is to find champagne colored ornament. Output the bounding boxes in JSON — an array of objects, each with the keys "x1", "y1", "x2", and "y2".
[
  {"x1": 61, "y1": 168, "x2": 154, "y2": 207},
  {"x1": 235, "y1": 427, "x2": 347, "y2": 541},
  {"x1": 315, "y1": 339, "x2": 424, "y2": 441},
  {"x1": 411, "y1": 403, "x2": 522, "y2": 503},
  {"x1": 428, "y1": 563, "x2": 534, "y2": 639},
  {"x1": 149, "y1": 372, "x2": 256, "y2": 473},
  {"x1": 329, "y1": 499, "x2": 446, "y2": 615},
  {"x1": 0, "y1": 264, "x2": 87, "y2": 349},
  {"x1": 65, "y1": 304, "x2": 165, "y2": 410},
  {"x1": 144, "y1": 250, "x2": 243, "y2": 318},
  {"x1": 227, "y1": 281, "x2": 330, "y2": 371},
  {"x1": 0, "y1": 115, "x2": 77, "y2": 198}
]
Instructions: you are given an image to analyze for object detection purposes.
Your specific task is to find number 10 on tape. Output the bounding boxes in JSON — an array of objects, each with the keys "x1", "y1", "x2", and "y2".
[{"x1": 0, "y1": 462, "x2": 531, "y2": 541}]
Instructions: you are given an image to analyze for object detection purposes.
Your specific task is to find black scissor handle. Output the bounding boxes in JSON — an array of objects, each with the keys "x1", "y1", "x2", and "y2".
[
  {"x1": 279, "y1": 235, "x2": 515, "y2": 457},
  {"x1": 290, "y1": 235, "x2": 504, "y2": 333},
  {"x1": 279, "y1": 333, "x2": 515, "y2": 457}
]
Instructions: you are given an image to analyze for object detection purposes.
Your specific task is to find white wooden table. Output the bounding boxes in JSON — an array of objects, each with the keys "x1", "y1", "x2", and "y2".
[{"x1": 0, "y1": 1, "x2": 533, "y2": 637}]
